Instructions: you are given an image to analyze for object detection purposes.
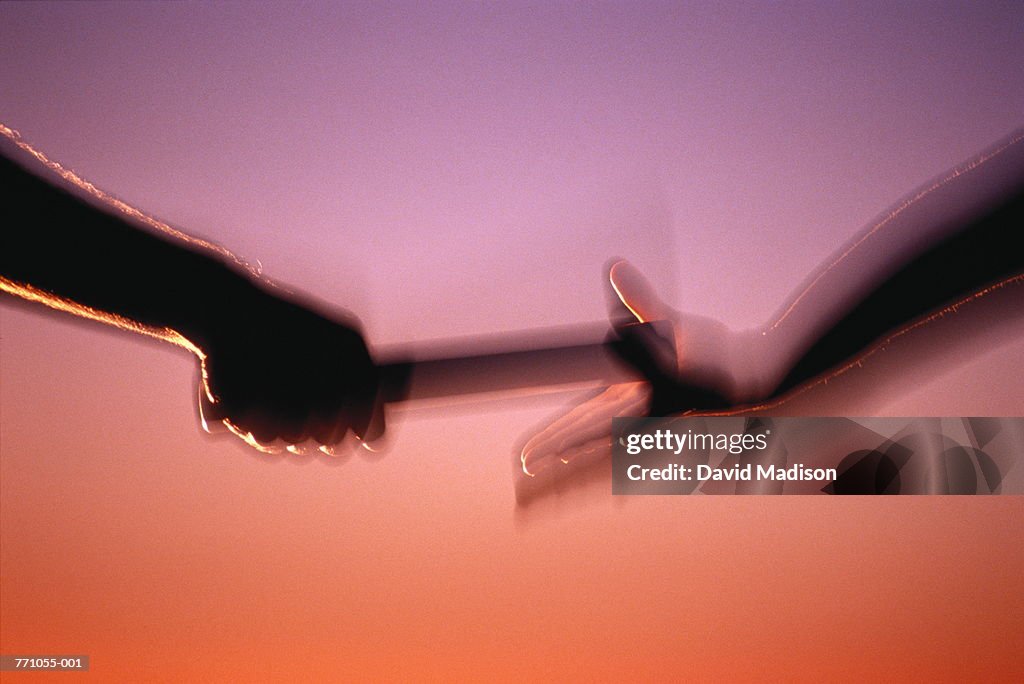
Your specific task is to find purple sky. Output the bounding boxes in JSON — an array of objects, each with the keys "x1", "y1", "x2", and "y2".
[{"x1": 3, "y1": 2, "x2": 1022, "y2": 344}]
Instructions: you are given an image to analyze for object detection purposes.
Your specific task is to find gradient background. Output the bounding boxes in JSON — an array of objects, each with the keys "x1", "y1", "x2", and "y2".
[{"x1": 2, "y1": 2, "x2": 1023, "y2": 681}]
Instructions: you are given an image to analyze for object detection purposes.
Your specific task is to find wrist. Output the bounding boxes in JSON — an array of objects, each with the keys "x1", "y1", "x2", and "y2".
[{"x1": 174, "y1": 266, "x2": 272, "y2": 357}]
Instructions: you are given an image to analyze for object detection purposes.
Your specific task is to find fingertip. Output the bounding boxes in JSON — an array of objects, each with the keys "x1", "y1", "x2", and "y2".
[
  {"x1": 196, "y1": 379, "x2": 226, "y2": 434},
  {"x1": 353, "y1": 401, "x2": 386, "y2": 444},
  {"x1": 357, "y1": 425, "x2": 387, "y2": 454},
  {"x1": 607, "y1": 259, "x2": 667, "y2": 324},
  {"x1": 359, "y1": 439, "x2": 384, "y2": 454},
  {"x1": 520, "y1": 436, "x2": 553, "y2": 477},
  {"x1": 223, "y1": 419, "x2": 284, "y2": 454}
]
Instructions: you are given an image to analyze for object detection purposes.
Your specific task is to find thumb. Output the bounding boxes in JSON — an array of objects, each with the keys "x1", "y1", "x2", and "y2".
[
  {"x1": 606, "y1": 260, "x2": 681, "y2": 379},
  {"x1": 195, "y1": 364, "x2": 228, "y2": 433},
  {"x1": 607, "y1": 259, "x2": 672, "y2": 324}
]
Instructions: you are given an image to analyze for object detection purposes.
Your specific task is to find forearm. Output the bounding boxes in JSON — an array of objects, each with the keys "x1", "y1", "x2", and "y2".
[
  {"x1": 0, "y1": 125, "x2": 264, "y2": 356},
  {"x1": 745, "y1": 130, "x2": 1024, "y2": 400}
]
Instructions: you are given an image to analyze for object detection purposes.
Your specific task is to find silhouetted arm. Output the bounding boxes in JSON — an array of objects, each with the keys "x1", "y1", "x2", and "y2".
[
  {"x1": 0, "y1": 125, "x2": 382, "y2": 451},
  {"x1": 613, "y1": 130, "x2": 1024, "y2": 411},
  {"x1": 522, "y1": 131, "x2": 1024, "y2": 476},
  {"x1": 0, "y1": 143, "x2": 254, "y2": 351},
  {"x1": 759, "y1": 130, "x2": 1024, "y2": 400}
]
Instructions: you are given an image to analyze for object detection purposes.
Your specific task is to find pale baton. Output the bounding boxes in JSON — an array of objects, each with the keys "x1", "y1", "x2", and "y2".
[{"x1": 375, "y1": 328, "x2": 643, "y2": 407}]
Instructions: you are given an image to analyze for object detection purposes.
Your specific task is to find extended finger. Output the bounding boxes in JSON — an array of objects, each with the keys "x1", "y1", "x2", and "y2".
[
  {"x1": 521, "y1": 382, "x2": 651, "y2": 475},
  {"x1": 608, "y1": 260, "x2": 673, "y2": 324}
]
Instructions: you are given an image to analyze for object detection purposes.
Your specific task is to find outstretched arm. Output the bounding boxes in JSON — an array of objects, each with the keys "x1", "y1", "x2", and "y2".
[
  {"x1": 611, "y1": 130, "x2": 1024, "y2": 409},
  {"x1": 756, "y1": 129, "x2": 1024, "y2": 401},
  {"x1": 521, "y1": 130, "x2": 1024, "y2": 477},
  {"x1": 0, "y1": 124, "x2": 382, "y2": 452}
]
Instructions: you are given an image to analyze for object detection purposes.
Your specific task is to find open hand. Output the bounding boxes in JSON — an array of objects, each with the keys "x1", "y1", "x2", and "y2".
[{"x1": 520, "y1": 260, "x2": 742, "y2": 476}]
